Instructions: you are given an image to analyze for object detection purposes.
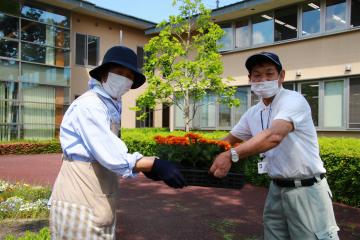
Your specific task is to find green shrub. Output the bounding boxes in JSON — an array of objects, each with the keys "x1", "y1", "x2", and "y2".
[
  {"x1": 123, "y1": 131, "x2": 360, "y2": 207},
  {"x1": 0, "y1": 140, "x2": 61, "y2": 155},
  {"x1": 4, "y1": 227, "x2": 50, "y2": 240},
  {"x1": 318, "y1": 138, "x2": 360, "y2": 207},
  {"x1": 122, "y1": 128, "x2": 229, "y2": 156}
]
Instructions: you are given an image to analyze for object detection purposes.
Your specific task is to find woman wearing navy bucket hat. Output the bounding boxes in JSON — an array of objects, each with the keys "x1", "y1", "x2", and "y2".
[{"x1": 49, "y1": 46, "x2": 187, "y2": 239}]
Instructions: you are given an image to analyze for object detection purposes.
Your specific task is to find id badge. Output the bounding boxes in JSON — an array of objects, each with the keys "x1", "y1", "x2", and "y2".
[{"x1": 258, "y1": 161, "x2": 268, "y2": 174}]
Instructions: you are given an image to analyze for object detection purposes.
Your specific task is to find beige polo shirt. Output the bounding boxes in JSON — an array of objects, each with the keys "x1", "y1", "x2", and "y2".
[{"x1": 231, "y1": 88, "x2": 326, "y2": 179}]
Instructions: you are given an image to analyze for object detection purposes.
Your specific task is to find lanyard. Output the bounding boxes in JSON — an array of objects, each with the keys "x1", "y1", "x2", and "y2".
[
  {"x1": 259, "y1": 106, "x2": 272, "y2": 161},
  {"x1": 260, "y1": 106, "x2": 272, "y2": 130}
]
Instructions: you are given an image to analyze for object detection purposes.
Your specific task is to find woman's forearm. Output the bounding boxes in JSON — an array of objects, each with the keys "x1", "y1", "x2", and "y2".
[{"x1": 134, "y1": 156, "x2": 156, "y2": 172}]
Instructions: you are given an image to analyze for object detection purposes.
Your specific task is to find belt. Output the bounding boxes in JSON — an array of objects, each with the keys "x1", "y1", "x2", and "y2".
[{"x1": 272, "y1": 173, "x2": 326, "y2": 188}]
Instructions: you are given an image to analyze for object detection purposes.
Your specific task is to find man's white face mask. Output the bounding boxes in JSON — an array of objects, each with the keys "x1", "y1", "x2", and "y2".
[
  {"x1": 102, "y1": 72, "x2": 133, "y2": 99},
  {"x1": 251, "y1": 79, "x2": 280, "y2": 98}
]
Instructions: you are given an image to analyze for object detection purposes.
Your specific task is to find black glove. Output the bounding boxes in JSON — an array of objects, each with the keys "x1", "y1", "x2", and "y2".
[
  {"x1": 143, "y1": 170, "x2": 162, "y2": 181},
  {"x1": 143, "y1": 158, "x2": 187, "y2": 188}
]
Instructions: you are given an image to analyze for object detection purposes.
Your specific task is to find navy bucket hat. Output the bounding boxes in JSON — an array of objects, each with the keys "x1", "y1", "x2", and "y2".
[
  {"x1": 245, "y1": 52, "x2": 282, "y2": 73},
  {"x1": 89, "y1": 46, "x2": 146, "y2": 89}
]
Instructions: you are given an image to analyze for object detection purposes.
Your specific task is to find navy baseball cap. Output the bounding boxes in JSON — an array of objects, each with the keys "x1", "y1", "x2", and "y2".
[
  {"x1": 90, "y1": 46, "x2": 145, "y2": 89},
  {"x1": 245, "y1": 52, "x2": 282, "y2": 73}
]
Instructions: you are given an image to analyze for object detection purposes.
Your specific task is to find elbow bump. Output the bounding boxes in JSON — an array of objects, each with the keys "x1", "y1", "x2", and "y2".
[{"x1": 270, "y1": 134, "x2": 283, "y2": 145}]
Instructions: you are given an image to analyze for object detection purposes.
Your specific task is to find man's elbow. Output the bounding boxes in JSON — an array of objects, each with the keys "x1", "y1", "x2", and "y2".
[{"x1": 268, "y1": 132, "x2": 285, "y2": 147}]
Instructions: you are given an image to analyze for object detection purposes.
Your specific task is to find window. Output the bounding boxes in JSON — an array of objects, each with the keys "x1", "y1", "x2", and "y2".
[
  {"x1": 351, "y1": 0, "x2": 360, "y2": 27},
  {"x1": 0, "y1": 81, "x2": 18, "y2": 140},
  {"x1": 174, "y1": 102, "x2": 185, "y2": 128},
  {"x1": 0, "y1": 81, "x2": 18, "y2": 100},
  {"x1": 349, "y1": 77, "x2": 360, "y2": 128},
  {"x1": 21, "y1": 19, "x2": 47, "y2": 45},
  {"x1": 324, "y1": 81, "x2": 343, "y2": 128},
  {"x1": 325, "y1": 0, "x2": 347, "y2": 32},
  {"x1": 162, "y1": 103, "x2": 170, "y2": 128},
  {"x1": 21, "y1": 5, "x2": 69, "y2": 28},
  {"x1": 283, "y1": 82, "x2": 297, "y2": 90},
  {"x1": 215, "y1": 1, "x2": 358, "y2": 51},
  {"x1": 21, "y1": 20, "x2": 69, "y2": 48},
  {"x1": 275, "y1": 6, "x2": 298, "y2": 41},
  {"x1": 0, "y1": 2, "x2": 70, "y2": 140},
  {"x1": 198, "y1": 93, "x2": 216, "y2": 128},
  {"x1": 0, "y1": 14, "x2": 19, "y2": 39},
  {"x1": 219, "y1": 23, "x2": 233, "y2": 51},
  {"x1": 137, "y1": 46, "x2": 144, "y2": 71},
  {"x1": 252, "y1": 13, "x2": 274, "y2": 45},
  {"x1": 135, "y1": 106, "x2": 153, "y2": 128},
  {"x1": 0, "y1": 13, "x2": 19, "y2": 59},
  {"x1": 234, "y1": 87, "x2": 248, "y2": 122},
  {"x1": 301, "y1": 82, "x2": 319, "y2": 126},
  {"x1": 21, "y1": 83, "x2": 55, "y2": 139},
  {"x1": 21, "y1": 63, "x2": 70, "y2": 86},
  {"x1": 302, "y1": 1, "x2": 321, "y2": 36},
  {"x1": 219, "y1": 102, "x2": 231, "y2": 128},
  {"x1": 0, "y1": 59, "x2": 18, "y2": 81},
  {"x1": 0, "y1": 39, "x2": 18, "y2": 58},
  {"x1": 76, "y1": 33, "x2": 99, "y2": 66},
  {"x1": 235, "y1": 19, "x2": 249, "y2": 48},
  {"x1": 0, "y1": 95, "x2": 19, "y2": 141},
  {"x1": 87, "y1": 35, "x2": 99, "y2": 66},
  {"x1": 75, "y1": 34, "x2": 86, "y2": 65}
]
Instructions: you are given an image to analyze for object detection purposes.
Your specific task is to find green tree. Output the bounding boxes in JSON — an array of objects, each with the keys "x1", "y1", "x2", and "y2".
[{"x1": 136, "y1": 0, "x2": 239, "y2": 131}]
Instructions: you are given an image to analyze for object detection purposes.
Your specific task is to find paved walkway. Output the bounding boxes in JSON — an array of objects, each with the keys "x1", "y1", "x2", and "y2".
[{"x1": 0, "y1": 154, "x2": 359, "y2": 239}]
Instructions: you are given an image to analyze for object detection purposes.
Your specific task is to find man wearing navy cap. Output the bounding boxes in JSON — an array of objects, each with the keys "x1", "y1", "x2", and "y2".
[
  {"x1": 210, "y1": 52, "x2": 339, "y2": 239},
  {"x1": 50, "y1": 46, "x2": 186, "y2": 239}
]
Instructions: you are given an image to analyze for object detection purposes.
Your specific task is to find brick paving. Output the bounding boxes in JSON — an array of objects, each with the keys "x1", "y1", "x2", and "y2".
[{"x1": 0, "y1": 153, "x2": 359, "y2": 239}]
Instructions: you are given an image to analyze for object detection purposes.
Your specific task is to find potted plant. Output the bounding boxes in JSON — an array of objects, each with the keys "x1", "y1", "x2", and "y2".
[{"x1": 154, "y1": 133, "x2": 244, "y2": 189}]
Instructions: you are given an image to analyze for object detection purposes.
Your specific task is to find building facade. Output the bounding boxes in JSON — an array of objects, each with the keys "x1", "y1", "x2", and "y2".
[
  {"x1": 164, "y1": 0, "x2": 360, "y2": 137},
  {"x1": 0, "y1": 0, "x2": 155, "y2": 141}
]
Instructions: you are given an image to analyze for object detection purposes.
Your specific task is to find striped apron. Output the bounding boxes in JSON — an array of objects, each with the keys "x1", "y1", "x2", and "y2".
[{"x1": 50, "y1": 91, "x2": 120, "y2": 239}]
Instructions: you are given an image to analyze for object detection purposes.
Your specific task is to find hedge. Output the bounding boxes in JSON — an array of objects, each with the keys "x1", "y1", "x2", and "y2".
[
  {"x1": 0, "y1": 140, "x2": 61, "y2": 155},
  {"x1": 0, "y1": 129, "x2": 359, "y2": 207}
]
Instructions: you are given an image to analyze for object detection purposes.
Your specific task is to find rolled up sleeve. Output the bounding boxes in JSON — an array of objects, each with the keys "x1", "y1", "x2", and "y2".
[{"x1": 74, "y1": 105, "x2": 142, "y2": 178}]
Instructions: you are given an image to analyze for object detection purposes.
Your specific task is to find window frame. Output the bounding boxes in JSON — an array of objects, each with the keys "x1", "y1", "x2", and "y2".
[
  {"x1": 218, "y1": 0, "x2": 358, "y2": 53},
  {"x1": 347, "y1": 77, "x2": 360, "y2": 129},
  {"x1": 75, "y1": 32, "x2": 100, "y2": 67},
  {"x1": 174, "y1": 76, "x2": 360, "y2": 132}
]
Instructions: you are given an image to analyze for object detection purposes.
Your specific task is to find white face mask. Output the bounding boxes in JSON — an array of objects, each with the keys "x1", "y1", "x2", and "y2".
[
  {"x1": 251, "y1": 79, "x2": 280, "y2": 98},
  {"x1": 102, "y1": 72, "x2": 133, "y2": 99}
]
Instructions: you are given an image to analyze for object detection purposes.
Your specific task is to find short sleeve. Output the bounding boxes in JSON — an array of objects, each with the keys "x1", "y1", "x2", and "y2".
[
  {"x1": 230, "y1": 111, "x2": 253, "y2": 141},
  {"x1": 273, "y1": 95, "x2": 311, "y2": 129}
]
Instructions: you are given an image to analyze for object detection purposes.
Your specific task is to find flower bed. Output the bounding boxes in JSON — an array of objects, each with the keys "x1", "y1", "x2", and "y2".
[
  {"x1": 154, "y1": 133, "x2": 244, "y2": 189},
  {"x1": 0, "y1": 181, "x2": 50, "y2": 220}
]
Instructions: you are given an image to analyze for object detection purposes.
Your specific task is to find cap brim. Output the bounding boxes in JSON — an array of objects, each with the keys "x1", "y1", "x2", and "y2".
[
  {"x1": 89, "y1": 61, "x2": 146, "y2": 89},
  {"x1": 245, "y1": 54, "x2": 282, "y2": 72}
]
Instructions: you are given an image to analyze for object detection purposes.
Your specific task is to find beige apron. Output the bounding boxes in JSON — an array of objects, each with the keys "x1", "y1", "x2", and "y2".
[{"x1": 50, "y1": 91, "x2": 120, "y2": 239}]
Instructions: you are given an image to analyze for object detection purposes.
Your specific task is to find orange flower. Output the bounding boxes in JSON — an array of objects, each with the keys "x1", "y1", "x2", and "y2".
[
  {"x1": 216, "y1": 140, "x2": 231, "y2": 151},
  {"x1": 184, "y1": 132, "x2": 203, "y2": 140}
]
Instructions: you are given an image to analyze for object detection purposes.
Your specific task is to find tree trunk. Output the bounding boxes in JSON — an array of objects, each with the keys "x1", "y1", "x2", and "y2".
[{"x1": 184, "y1": 90, "x2": 190, "y2": 132}]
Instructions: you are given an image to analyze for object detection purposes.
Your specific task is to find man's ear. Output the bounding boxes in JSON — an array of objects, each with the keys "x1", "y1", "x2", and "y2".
[{"x1": 279, "y1": 70, "x2": 285, "y2": 84}]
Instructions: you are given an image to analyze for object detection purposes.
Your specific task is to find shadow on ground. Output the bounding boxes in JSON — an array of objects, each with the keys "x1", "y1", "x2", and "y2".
[
  {"x1": 0, "y1": 219, "x2": 49, "y2": 239},
  {"x1": 1, "y1": 154, "x2": 359, "y2": 240}
]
